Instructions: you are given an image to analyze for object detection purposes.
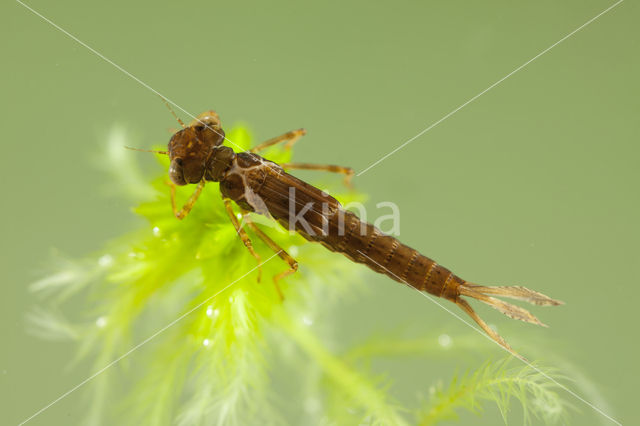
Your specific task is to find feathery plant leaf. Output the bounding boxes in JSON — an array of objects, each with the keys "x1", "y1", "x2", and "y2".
[{"x1": 419, "y1": 359, "x2": 570, "y2": 425}]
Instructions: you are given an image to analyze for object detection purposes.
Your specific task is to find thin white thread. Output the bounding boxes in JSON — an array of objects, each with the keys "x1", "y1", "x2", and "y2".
[
  {"x1": 357, "y1": 0, "x2": 624, "y2": 176},
  {"x1": 356, "y1": 249, "x2": 622, "y2": 425},
  {"x1": 15, "y1": 0, "x2": 244, "y2": 152},
  {"x1": 18, "y1": 252, "x2": 280, "y2": 425}
]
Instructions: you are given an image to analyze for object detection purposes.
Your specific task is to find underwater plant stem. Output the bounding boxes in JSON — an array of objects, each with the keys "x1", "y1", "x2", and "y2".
[{"x1": 274, "y1": 311, "x2": 408, "y2": 426}]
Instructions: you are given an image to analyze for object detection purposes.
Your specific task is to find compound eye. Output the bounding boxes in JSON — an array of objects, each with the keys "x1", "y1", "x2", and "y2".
[
  {"x1": 169, "y1": 158, "x2": 187, "y2": 185},
  {"x1": 201, "y1": 126, "x2": 225, "y2": 147}
]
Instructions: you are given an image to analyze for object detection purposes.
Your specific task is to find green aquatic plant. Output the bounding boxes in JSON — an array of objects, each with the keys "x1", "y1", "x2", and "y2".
[
  {"x1": 418, "y1": 360, "x2": 570, "y2": 425},
  {"x1": 29, "y1": 123, "x2": 575, "y2": 425}
]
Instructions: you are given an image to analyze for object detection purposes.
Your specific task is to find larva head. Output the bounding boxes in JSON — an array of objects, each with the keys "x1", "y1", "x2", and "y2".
[{"x1": 168, "y1": 121, "x2": 225, "y2": 185}]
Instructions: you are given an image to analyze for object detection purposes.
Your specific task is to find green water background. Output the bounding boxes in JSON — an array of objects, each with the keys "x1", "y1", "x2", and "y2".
[{"x1": 2, "y1": 0, "x2": 638, "y2": 424}]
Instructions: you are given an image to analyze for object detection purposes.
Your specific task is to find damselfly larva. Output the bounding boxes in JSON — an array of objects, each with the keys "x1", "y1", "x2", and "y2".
[{"x1": 135, "y1": 104, "x2": 563, "y2": 360}]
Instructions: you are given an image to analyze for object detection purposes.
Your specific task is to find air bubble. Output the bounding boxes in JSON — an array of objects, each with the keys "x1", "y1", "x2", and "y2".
[
  {"x1": 438, "y1": 333, "x2": 451, "y2": 348},
  {"x1": 96, "y1": 316, "x2": 107, "y2": 328},
  {"x1": 98, "y1": 255, "x2": 113, "y2": 267}
]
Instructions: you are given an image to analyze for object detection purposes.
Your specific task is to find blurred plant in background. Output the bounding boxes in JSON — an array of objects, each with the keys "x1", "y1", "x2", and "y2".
[{"x1": 28, "y1": 124, "x2": 577, "y2": 425}]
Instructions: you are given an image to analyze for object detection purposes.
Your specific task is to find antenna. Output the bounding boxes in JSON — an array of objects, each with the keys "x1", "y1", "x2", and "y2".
[
  {"x1": 158, "y1": 95, "x2": 186, "y2": 129},
  {"x1": 124, "y1": 146, "x2": 168, "y2": 155}
]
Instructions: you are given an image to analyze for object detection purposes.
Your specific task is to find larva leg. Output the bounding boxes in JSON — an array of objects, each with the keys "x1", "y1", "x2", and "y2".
[
  {"x1": 223, "y1": 198, "x2": 263, "y2": 282},
  {"x1": 168, "y1": 180, "x2": 206, "y2": 220},
  {"x1": 242, "y1": 213, "x2": 298, "y2": 301},
  {"x1": 280, "y1": 162, "x2": 355, "y2": 188},
  {"x1": 250, "y1": 128, "x2": 307, "y2": 153}
]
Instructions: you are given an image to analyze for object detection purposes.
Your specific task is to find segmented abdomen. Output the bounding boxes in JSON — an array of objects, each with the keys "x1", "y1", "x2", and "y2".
[
  {"x1": 251, "y1": 165, "x2": 463, "y2": 300},
  {"x1": 318, "y1": 210, "x2": 462, "y2": 301}
]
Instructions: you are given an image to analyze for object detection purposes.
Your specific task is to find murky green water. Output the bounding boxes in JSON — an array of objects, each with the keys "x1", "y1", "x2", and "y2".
[{"x1": 3, "y1": 1, "x2": 638, "y2": 424}]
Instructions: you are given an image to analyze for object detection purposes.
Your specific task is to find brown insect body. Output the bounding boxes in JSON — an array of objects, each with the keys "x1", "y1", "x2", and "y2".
[
  {"x1": 238, "y1": 162, "x2": 461, "y2": 300},
  {"x1": 168, "y1": 112, "x2": 227, "y2": 185},
  {"x1": 163, "y1": 109, "x2": 562, "y2": 359}
]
